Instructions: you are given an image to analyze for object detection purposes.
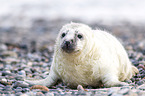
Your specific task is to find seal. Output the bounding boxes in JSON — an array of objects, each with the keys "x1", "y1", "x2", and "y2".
[{"x1": 25, "y1": 22, "x2": 138, "y2": 88}]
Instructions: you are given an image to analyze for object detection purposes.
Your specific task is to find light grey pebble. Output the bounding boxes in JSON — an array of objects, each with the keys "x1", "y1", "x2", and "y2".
[
  {"x1": 0, "y1": 84, "x2": 5, "y2": 88},
  {"x1": 18, "y1": 70, "x2": 26, "y2": 77},
  {"x1": 111, "y1": 93, "x2": 123, "y2": 96},
  {"x1": 36, "y1": 92, "x2": 45, "y2": 96},
  {"x1": 1, "y1": 51, "x2": 18, "y2": 58},
  {"x1": 15, "y1": 87, "x2": 22, "y2": 92},
  {"x1": 14, "y1": 75, "x2": 24, "y2": 80},
  {"x1": 22, "y1": 88, "x2": 30, "y2": 92},
  {"x1": 118, "y1": 88, "x2": 130, "y2": 95},
  {"x1": 130, "y1": 83, "x2": 136, "y2": 86},
  {"x1": 139, "y1": 86, "x2": 145, "y2": 91},
  {"x1": 108, "y1": 88, "x2": 119, "y2": 96},
  {"x1": 0, "y1": 44, "x2": 7, "y2": 51},
  {"x1": 13, "y1": 81, "x2": 29, "y2": 88},
  {"x1": 45, "y1": 92, "x2": 54, "y2": 96},
  {"x1": 125, "y1": 80, "x2": 132, "y2": 84},
  {"x1": 15, "y1": 92, "x2": 23, "y2": 96}
]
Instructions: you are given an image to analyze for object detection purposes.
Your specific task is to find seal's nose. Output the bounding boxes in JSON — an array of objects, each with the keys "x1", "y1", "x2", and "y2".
[
  {"x1": 65, "y1": 41, "x2": 71, "y2": 47},
  {"x1": 61, "y1": 39, "x2": 75, "y2": 53}
]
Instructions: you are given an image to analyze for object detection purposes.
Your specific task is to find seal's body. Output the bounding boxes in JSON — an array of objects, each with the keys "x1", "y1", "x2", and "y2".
[{"x1": 25, "y1": 23, "x2": 138, "y2": 88}]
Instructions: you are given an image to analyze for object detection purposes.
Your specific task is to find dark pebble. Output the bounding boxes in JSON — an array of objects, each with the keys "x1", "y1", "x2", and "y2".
[
  {"x1": 137, "y1": 80, "x2": 145, "y2": 85},
  {"x1": 135, "y1": 78, "x2": 141, "y2": 81},
  {"x1": 2, "y1": 71, "x2": 14, "y2": 76},
  {"x1": 131, "y1": 78, "x2": 135, "y2": 82},
  {"x1": 141, "y1": 74, "x2": 145, "y2": 79},
  {"x1": 0, "y1": 80, "x2": 12, "y2": 86}
]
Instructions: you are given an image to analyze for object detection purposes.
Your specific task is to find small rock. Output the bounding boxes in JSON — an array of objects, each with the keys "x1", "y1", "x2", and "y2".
[
  {"x1": 77, "y1": 85, "x2": 87, "y2": 91},
  {"x1": 14, "y1": 75, "x2": 24, "y2": 81},
  {"x1": 0, "y1": 90, "x2": 12, "y2": 94},
  {"x1": 1, "y1": 78, "x2": 7, "y2": 82},
  {"x1": 0, "y1": 44, "x2": 7, "y2": 51},
  {"x1": 30, "y1": 85, "x2": 49, "y2": 92},
  {"x1": 129, "y1": 83, "x2": 135, "y2": 86},
  {"x1": 45, "y1": 92, "x2": 54, "y2": 96},
  {"x1": 18, "y1": 70, "x2": 26, "y2": 77},
  {"x1": 2, "y1": 71, "x2": 15, "y2": 76},
  {"x1": 138, "y1": 40, "x2": 145, "y2": 50},
  {"x1": 15, "y1": 92, "x2": 22, "y2": 96},
  {"x1": 14, "y1": 87, "x2": 22, "y2": 92},
  {"x1": 125, "y1": 80, "x2": 132, "y2": 84},
  {"x1": 118, "y1": 88, "x2": 130, "y2": 95},
  {"x1": 22, "y1": 88, "x2": 30, "y2": 92},
  {"x1": 1, "y1": 51, "x2": 18, "y2": 58},
  {"x1": 0, "y1": 84, "x2": 5, "y2": 88},
  {"x1": 138, "y1": 64, "x2": 145, "y2": 69},
  {"x1": 137, "y1": 80, "x2": 144, "y2": 85},
  {"x1": 36, "y1": 92, "x2": 45, "y2": 96},
  {"x1": 108, "y1": 87, "x2": 120, "y2": 96},
  {"x1": 0, "y1": 80, "x2": 12, "y2": 86},
  {"x1": 13, "y1": 81, "x2": 29, "y2": 88},
  {"x1": 3, "y1": 85, "x2": 12, "y2": 91}
]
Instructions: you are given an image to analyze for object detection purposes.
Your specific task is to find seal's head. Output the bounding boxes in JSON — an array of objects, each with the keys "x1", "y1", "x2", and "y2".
[{"x1": 56, "y1": 22, "x2": 93, "y2": 54}]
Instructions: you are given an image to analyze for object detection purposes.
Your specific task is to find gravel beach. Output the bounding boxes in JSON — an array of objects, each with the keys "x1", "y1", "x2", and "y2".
[{"x1": 0, "y1": 19, "x2": 145, "y2": 95}]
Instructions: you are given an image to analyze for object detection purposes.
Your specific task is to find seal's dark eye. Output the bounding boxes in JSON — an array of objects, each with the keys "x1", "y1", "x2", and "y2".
[
  {"x1": 61, "y1": 33, "x2": 66, "y2": 38},
  {"x1": 77, "y1": 34, "x2": 83, "y2": 39}
]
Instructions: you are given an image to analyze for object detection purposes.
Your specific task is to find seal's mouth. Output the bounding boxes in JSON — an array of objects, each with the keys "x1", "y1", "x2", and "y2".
[{"x1": 61, "y1": 40, "x2": 76, "y2": 53}]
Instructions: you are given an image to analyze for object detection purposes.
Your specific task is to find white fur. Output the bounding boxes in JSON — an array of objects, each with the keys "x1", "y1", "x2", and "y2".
[{"x1": 25, "y1": 23, "x2": 138, "y2": 88}]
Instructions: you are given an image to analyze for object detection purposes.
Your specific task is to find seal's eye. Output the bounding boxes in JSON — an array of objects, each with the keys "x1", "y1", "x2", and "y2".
[
  {"x1": 61, "y1": 33, "x2": 66, "y2": 38},
  {"x1": 77, "y1": 34, "x2": 83, "y2": 39}
]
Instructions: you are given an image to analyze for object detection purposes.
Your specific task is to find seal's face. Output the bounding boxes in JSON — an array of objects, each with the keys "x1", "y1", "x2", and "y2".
[{"x1": 60, "y1": 29, "x2": 84, "y2": 53}]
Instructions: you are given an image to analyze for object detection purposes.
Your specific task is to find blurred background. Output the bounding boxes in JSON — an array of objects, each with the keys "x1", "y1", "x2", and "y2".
[{"x1": 0, "y1": 0, "x2": 145, "y2": 47}]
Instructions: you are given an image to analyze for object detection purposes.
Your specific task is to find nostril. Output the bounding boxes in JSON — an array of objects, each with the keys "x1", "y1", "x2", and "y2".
[
  {"x1": 71, "y1": 39, "x2": 73, "y2": 43},
  {"x1": 65, "y1": 41, "x2": 70, "y2": 45}
]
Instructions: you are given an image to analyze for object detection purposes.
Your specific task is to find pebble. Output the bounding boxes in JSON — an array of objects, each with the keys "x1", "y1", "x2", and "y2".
[
  {"x1": 108, "y1": 88, "x2": 119, "y2": 96},
  {"x1": 22, "y1": 88, "x2": 30, "y2": 93},
  {"x1": 14, "y1": 87, "x2": 22, "y2": 92},
  {"x1": 0, "y1": 44, "x2": 7, "y2": 51},
  {"x1": 18, "y1": 70, "x2": 26, "y2": 77},
  {"x1": 0, "y1": 84, "x2": 5, "y2": 88},
  {"x1": 36, "y1": 92, "x2": 45, "y2": 96},
  {"x1": 15, "y1": 92, "x2": 23, "y2": 96},
  {"x1": 137, "y1": 80, "x2": 144, "y2": 85},
  {"x1": 3, "y1": 85, "x2": 12, "y2": 91},
  {"x1": 13, "y1": 81, "x2": 29, "y2": 88},
  {"x1": 1, "y1": 78, "x2": 7, "y2": 82},
  {"x1": 1, "y1": 51, "x2": 18, "y2": 58},
  {"x1": 118, "y1": 88, "x2": 130, "y2": 95},
  {"x1": 138, "y1": 86, "x2": 145, "y2": 91}
]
